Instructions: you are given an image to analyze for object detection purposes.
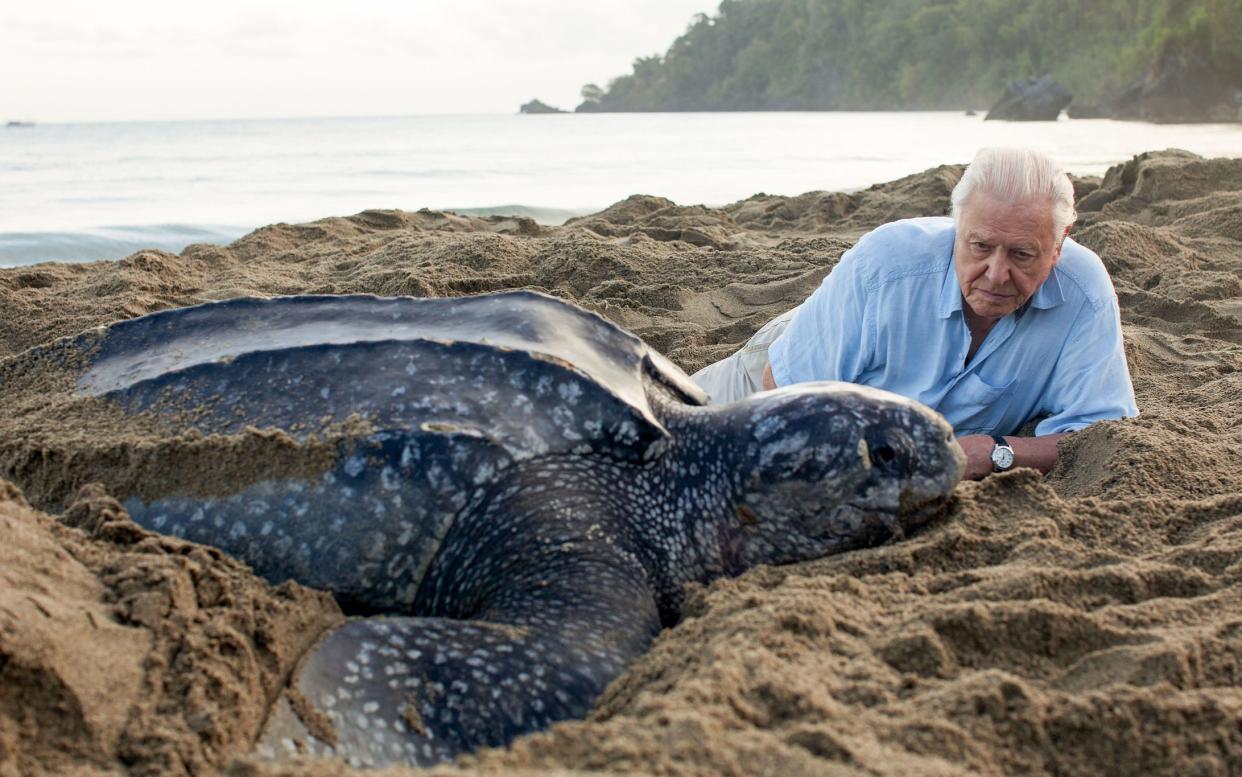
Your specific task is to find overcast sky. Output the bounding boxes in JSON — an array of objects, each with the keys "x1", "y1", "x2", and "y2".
[{"x1": 1, "y1": 1, "x2": 714, "y2": 123}]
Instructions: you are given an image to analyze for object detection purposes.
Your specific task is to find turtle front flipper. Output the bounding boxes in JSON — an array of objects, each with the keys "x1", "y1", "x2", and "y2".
[{"x1": 257, "y1": 555, "x2": 661, "y2": 768}]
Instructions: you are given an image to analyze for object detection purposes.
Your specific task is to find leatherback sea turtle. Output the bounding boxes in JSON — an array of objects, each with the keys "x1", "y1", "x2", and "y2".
[{"x1": 14, "y1": 291, "x2": 964, "y2": 768}]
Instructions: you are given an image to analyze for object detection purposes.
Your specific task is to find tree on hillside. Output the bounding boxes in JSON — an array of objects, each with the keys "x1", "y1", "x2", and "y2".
[{"x1": 582, "y1": 0, "x2": 1241, "y2": 117}]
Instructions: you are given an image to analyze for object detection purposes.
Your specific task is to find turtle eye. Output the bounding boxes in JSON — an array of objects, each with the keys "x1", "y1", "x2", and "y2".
[
  {"x1": 870, "y1": 445, "x2": 897, "y2": 467},
  {"x1": 865, "y1": 427, "x2": 915, "y2": 475}
]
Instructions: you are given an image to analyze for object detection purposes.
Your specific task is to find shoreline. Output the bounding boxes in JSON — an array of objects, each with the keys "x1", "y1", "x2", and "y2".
[{"x1": 6, "y1": 112, "x2": 1242, "y2": 269}]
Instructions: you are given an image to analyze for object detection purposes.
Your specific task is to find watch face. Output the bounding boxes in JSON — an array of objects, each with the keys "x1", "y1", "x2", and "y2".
[{"x1": 992, "y1": 445, "x2": 1015, "y2": 470}]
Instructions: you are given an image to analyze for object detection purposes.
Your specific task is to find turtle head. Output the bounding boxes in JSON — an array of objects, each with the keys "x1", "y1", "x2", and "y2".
[{"x1": 716, "y1": 381, "x2": 964, "y2": 570}]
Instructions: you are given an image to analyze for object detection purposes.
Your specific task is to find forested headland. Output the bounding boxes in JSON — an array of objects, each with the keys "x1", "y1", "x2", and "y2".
[{"x1": 576, "y1": 0, "x2": 1242, "y2": 120}]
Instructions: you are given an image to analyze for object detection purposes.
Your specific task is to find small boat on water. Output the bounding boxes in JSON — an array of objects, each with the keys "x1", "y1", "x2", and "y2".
[{"x1": 6, "y1": 121, "x2": 35, "y2": 128}]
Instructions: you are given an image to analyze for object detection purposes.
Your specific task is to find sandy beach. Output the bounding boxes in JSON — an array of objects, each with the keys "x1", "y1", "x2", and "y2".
[{"x1": 2, "y1": 148, "x2": 1241, "y2": 777}]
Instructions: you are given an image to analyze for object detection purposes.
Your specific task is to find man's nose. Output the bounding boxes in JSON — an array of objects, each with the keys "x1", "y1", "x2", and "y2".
[{"x1": 984, "y1": 252, "x2": 1011, "y2": 285}]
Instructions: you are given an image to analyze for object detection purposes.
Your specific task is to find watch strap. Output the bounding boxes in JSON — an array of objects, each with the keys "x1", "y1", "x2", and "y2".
[{"x1": 990, "y1": 434, "x2": 1008, "y2": 448}]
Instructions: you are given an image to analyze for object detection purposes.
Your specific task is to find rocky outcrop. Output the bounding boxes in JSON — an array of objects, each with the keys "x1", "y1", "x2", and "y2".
[
  {"x1": 1110, "y1": 46, "x2": 1241, "y2": 123},
  {"x1": 1066, "y1": 102, "x2": 1109, "y2": 119},
  {"x1": 985, "y1": 75, "x2": 1072, "y2": 121},
  {"x1": 519, "y1": 99, "x2": 566, "y2": 114}
]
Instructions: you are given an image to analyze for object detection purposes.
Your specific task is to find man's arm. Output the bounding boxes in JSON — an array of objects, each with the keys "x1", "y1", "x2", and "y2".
[
  {"x1": 956, "y1": 433, "x2": 1066, "y2": 480},
  {"x1": 771, "y1": 359, "x2": 1062, "y2": 479}
]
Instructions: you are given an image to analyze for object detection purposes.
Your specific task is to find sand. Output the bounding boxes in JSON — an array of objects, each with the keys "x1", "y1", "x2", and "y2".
[{"x1": 1, "y1": 149, "x2": 1240, "y2": 777}]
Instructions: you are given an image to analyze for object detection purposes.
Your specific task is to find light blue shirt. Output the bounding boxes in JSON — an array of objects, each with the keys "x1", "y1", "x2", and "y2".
[{"x1": 767, "y1": 217, "x2": 1138, "y2": 436}]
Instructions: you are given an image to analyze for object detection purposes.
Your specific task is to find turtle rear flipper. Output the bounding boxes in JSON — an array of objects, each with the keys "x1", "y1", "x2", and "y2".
[{"x1": 258, "y1": 555, "x2": 660, "y2": 768}]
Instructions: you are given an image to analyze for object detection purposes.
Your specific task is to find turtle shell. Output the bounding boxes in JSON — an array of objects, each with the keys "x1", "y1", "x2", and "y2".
[{"x1": 73, "y1": 290, "x2": 707, "y2": 461}]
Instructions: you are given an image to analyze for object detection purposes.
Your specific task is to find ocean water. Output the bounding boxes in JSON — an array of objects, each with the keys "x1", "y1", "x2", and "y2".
[{"x1": 3, "y1": 112, "x2": 1241, "y2": 267}]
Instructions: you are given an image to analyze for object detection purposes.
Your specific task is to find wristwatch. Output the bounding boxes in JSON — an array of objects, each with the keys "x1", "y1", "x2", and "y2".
[{"x1": 990, "y1": 435, "x2": 1015, "y2": 472}]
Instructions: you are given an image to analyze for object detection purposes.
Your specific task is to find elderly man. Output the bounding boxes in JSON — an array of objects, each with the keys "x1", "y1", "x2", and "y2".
[{"x1": 692, "y1": 147, "x2": 1138, "y2": 479}]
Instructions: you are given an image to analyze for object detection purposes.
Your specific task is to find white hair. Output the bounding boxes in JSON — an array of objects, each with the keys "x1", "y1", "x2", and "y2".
[{"x1": 950, "y1": 147, "x2": 1077, "y2": 239}]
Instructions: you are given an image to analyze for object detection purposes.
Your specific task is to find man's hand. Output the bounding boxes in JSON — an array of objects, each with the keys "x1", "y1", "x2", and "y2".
[
  {"x1": 954, "y1": 433, "x2": 1067, "y2": 480},
  {"x1": 761, "y1": 360, "x2": 777, "y2": 391}
]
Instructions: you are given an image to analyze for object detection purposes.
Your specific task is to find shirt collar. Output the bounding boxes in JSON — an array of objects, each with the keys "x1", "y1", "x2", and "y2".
[
  {"x1": 938, "y1": 252, "x2": 964, "y2": 319},
  {"x1": 1027, "y1": 266, "x2": 1065, "y2": 311}
]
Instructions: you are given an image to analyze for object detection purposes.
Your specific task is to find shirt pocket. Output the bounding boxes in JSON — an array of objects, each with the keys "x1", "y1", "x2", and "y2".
[{"x1": 947, "y1": 371, "x2": 1016, "y2": 436}]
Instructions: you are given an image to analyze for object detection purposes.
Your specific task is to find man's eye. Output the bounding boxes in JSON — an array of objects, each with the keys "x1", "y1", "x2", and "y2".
[
  {"x1": 971, "y1": 242, "x2": 990, "y2": 251},
  {"x1": 1012, "y1": 251, "x2": 1035, "y2": 263}
]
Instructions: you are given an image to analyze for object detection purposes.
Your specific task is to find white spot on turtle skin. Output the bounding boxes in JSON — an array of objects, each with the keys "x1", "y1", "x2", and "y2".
[
  {"x1": 400, "y1": 445, "x2": 417, "y2": 467},
  {"x1": 363, "y1": 532, "x2": 387, "y2": 561},
  {"x1": 616, "y1": 420, "x2": 639, "y2": 444},
  {"x1": 320, "y1": 386, "x2": 331, "y2": 400},
  {"x1": 759, "y1": 431, "x2": 810, "y2": 467},
  {"x1": 473, "y1": 461, "x2": 496, "y2": 485},
  {"x1": 558, "y1": 381, "x2": 582, "y2": 404},
  {"x1": 753, "y1": 412, "x2": 788, "y2": 441},
  {"x1": 344, "y1": 455, "x2": 367, "y2": 478}
]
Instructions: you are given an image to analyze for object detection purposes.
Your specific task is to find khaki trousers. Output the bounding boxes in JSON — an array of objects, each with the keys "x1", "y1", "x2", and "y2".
[{"x1": 690, "y1": 308, "x2": 797, "y2": 405}]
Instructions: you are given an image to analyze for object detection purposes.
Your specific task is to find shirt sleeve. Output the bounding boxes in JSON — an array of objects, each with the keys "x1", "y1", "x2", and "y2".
[
  {"x1": 1034, "y1": 294, "x2": 1139, "y2": 435},
  {"x1": 767, "y1": 239, "x2": 873, "y2": 387}
]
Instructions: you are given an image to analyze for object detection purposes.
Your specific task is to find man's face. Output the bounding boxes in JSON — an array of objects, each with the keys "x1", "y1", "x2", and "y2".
[{"x1": 953, "y1": 195, "x2": 1068, "y2": 322}]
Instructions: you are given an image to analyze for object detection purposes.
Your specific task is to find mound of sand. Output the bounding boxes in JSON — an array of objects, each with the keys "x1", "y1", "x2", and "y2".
[{"x1": 2, "y1": 149, "x2": 1240, "y2": 777}]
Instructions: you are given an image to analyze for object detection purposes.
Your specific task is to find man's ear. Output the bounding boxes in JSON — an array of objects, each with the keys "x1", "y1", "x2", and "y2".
[{"x1": 1052, "y1": 225, "x2": 1071, "y2": 266}]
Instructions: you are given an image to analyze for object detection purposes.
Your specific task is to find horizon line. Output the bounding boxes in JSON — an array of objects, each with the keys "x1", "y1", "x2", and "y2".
[{"x1": 7, "y1": 107, "x2": 1007, "y2": 127}]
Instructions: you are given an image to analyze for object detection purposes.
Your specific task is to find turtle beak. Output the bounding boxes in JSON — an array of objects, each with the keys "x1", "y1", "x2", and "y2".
[
  {"x1": 897, "y1": 489, "x2": 958, "y2": 535},
  {"x1": 897, "y1": 435, "x2": 965, "y2": 534}
]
